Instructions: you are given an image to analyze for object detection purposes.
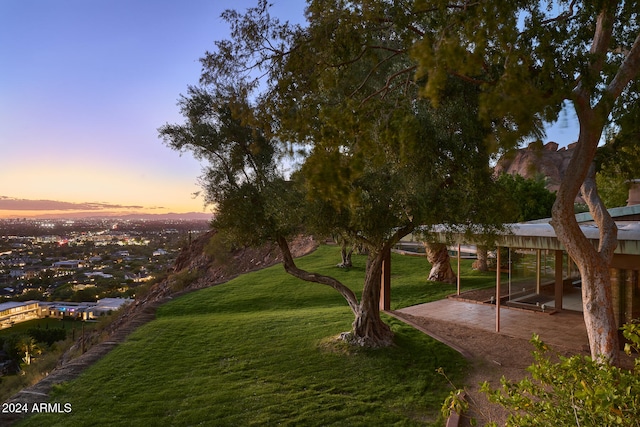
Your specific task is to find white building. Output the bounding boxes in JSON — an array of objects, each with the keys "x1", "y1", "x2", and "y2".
[{"x1": 0, "y1": 301, "x2": 41, "y2": 329}]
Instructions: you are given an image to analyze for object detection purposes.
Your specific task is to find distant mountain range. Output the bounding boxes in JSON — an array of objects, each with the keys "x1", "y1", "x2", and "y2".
[{"x1": 3, "y1": 211, "x2": 213, "y2": 221}]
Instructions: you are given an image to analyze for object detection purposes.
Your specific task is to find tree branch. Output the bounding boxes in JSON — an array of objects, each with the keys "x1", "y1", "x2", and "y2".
[
  {"x1": 360, "y1": 65, "x2": 418, "y2": 104},
  {"x1": 589, "y1": 2, "x2": 618, "y2": 75},
  {"x1": 540, "y1": 0, "x2": 578, "y2": 25},
  {"x1": 384, "y1": 223, "x2": 415, "y2": 253},
  {"x1": 605, "y1": 31, "x2": 640, "y2": 102},
  {"x1": 581, "y1": 164, "x2": 617, "y2": 263},
  {"x1": 277, "y1": 236, "x2": 360, "y2": 316}
]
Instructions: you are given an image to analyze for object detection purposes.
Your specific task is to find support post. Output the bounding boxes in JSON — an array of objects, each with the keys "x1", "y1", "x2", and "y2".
[
  {"x1": 555, "y1": 250, "x2": 563, "y2": 311},
  {"x1": 380, "y1": 247, "x2": 391, "y2": 311},
  {"x1": 456, "y1": 244, "x2": 461, "y2": 296},
  {"x1": 496, "y1": 246, "x2": 501, "y2": 332},
  {"x1": 536, "y1": 249, "x2": 541, "y2": 294}
]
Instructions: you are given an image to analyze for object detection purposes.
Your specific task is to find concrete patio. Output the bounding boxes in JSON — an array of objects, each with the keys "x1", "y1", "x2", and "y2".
[{"x1": 395, "y1": 298, "x2": 589, "y2": 352}]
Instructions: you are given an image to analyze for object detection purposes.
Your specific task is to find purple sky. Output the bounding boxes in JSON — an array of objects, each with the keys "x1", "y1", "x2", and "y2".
[
  {"x1": 0, "y1": 0, "x2": 578, "y2": 219},
  {"x1": 0, "y1": 0, "x2": 306, "y2": 218}
]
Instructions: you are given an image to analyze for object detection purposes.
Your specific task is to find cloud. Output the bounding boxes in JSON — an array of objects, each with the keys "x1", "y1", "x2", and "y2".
[{"x1": 0, "y1": 196, "x2": 145, "y2": 211}]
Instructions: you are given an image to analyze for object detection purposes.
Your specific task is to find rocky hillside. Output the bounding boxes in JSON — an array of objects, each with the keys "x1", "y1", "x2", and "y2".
[{"x1": 494, "y1": 141, "x2": 576, "y2": 193}]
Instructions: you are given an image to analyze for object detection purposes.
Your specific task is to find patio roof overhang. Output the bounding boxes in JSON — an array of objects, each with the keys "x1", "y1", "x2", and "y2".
[
  {"x1": 392, "y1": 206, "x2": 640, "y2": 335},
  {"x1": 402, "y1": 221, "x2": 640, "y2": 255}
]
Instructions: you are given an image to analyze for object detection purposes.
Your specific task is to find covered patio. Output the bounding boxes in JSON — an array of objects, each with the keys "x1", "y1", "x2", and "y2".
[
  {"x1": 382, "y1": 204, "x2": 640, "y2": 340},
  {"x1": 394, "y1": 298, "x2": 589, "y2": 351}
]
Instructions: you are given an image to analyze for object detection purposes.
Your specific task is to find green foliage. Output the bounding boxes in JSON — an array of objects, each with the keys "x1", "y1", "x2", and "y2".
[
  {"x1": 596, "y1": 170, "x2": 630, "y2": 209},
  {"x1": 441, "y1": 386, "x2": 469, "y2": 422},
  {"x1": 169, "y1": 269, "x2": 201, "y2": 293},
  {"x1": 278, "y1": 1, "x2": 506, "y2": 245},
  {"x1": 1, "y1": 333, "x2": 23, "y2": 362},
  {"x1": 413, "y1": 1, "x2": 640, "y2": 149},
  {"x1": 476, "y1": 326, "x2": 640, "y2": 427},
  {"x1": 26, "y1": 327, "x2": 67, "y2": 347},
  {"x1": 496, "y1": 174, "x2": 556, "y2": 222},
  {"x1": 595, "y1": 130, "x2": 640, "y2": 208}
]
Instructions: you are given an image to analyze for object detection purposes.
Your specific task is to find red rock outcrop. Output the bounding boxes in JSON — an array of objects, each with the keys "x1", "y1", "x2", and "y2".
[{"x1": 494, "y1": 141, "x2": 576, "y2": 193}]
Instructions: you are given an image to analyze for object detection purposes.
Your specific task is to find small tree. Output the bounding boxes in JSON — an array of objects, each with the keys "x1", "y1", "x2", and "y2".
[{"x1": 17, "y1": 336, "x2": 42, "y2": 366}]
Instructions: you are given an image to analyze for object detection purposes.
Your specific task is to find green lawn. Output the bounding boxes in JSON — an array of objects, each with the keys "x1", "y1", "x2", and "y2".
[{"x1": 15, "y1": 245, "x2": 497, "y2": 426}]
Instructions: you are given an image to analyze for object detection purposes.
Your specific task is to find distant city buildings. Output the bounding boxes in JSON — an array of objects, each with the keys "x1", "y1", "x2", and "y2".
[
  {"x1": 0, "y1": 217, "x2": 209, "y2": 303},
  {"x1": 0, "y1": 298, "x2": 133, "y2": 329}
]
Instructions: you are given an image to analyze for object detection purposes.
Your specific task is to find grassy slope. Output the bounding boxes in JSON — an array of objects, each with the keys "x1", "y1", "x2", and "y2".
[{"x1": 17, "y1": 245, "x2": 496, "y2": 426}]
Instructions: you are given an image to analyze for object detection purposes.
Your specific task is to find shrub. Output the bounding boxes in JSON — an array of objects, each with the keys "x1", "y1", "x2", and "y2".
[
  {"x1": 169, "y1": 269, "x2": 201, "y2": 292},
  {"x1": 26, "y1": 327, "x2": 67, "y2": 347},
  {"x1": 443, "y1": 322, "x2": 640, "y2": 426}
]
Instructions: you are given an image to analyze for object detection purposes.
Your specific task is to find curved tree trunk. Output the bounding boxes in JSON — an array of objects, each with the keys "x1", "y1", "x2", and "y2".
[
  {"x1": 277, "y1": 236, "x2": 394, "y2": 348},
  {"x1": 348, "y1": 248, "x2": 394, "y2": 348},
  {"x1": 277, "y1": 236, "x2": 360, "y2": 315},
  {"x1": 472, "y1": 245, "x2": 489, "y2": 271},
  {"x1": 424, "y1": 242, "x2": 457, "y2": 284},
  {"x1": 551, "y1": 96, "x2": 619, "y2": 364},
  {"x1": 548, "y1": 4, "x2": 640, "y2": 364},
  {"x1": 553, "y1": 157, "x2": 619, "y2": 364}
]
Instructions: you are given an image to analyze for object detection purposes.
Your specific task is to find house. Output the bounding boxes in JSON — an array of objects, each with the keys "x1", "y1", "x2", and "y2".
[
  {"x1": 52, "y1": 260, "x2": 84, "y2": 269},
  {"x1": 392, "y1": 204, "x2": 640, "y2": 333},
  {"x1": 40, "y1": 298, "x2": 132, "y2": 320},
  {"x1": 85, "y1": 271, "x2": 114, "y2": 279},
  {"x1": 89, "y1": 298, "x2": 133, "y2": 317},
  {"x1": 0, "y1": 301, "x2": 41, "y2": 329},
  {"x1": 39, "y1": 301, "x2": 94, "y2": 320}
]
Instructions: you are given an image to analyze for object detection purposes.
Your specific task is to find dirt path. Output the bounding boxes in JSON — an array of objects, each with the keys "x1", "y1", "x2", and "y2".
[{"x1": 390, "y1": 312, "x2": 539, "y2": 426}]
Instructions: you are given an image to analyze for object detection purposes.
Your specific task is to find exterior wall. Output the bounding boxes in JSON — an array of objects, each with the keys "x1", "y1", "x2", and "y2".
[{"x1": 610, "y1": 268, "x2": 640, "y2": 327}]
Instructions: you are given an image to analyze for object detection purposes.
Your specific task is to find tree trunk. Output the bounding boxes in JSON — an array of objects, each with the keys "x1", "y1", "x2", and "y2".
[
  {"x1": 547, "y1": 3, "x2": 640, "y2": 364},
  {"x1": 338, "y1": 240, "x2": 353, "y2": 268},
  {"x1": 424, "y1": 242, "x2": 457, "y2": 284},
  {"x1": 277, "y1": 236, "x2": 394, "y2": 348},
  {"x1": 277, "y1": 236, "x2": 360, "y2": 315},
  {"x1": 472, "y1": 245, "x2": 489, "y2": 271},
  {"x1": 346, "y1": 249, "x2": 394, "y2": 348},
  {"x1": 551, "y1": 97, "x2": 619, "y2": 364}
]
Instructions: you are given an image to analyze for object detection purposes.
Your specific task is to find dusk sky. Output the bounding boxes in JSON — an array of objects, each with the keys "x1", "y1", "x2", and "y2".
[
  {"x1": 0, "y1": 0, "x2": 306, "y2": 219},
  {"x1": 0, "y1": 0, "x2": 578, "y2": 219}
]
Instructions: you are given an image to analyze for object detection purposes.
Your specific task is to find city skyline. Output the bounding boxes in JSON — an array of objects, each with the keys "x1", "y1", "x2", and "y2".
[{"x1": 0, "y1": 1, "x2": 579, "y2": 220}]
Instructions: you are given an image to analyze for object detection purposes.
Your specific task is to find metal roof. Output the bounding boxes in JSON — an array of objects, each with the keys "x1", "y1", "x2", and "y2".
[{"x1": 404, "y1": 205, "x2": 640, "y2": 255}]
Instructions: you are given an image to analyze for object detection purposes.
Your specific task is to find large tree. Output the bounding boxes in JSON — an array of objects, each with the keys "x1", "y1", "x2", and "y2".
[
  {"x1": 273, "y1": 0, "x2": 509, "y2": 346},
  {"x1": 413, "y1": 0, "x2": 640, "y2": 364},
  {"x1": 161, "y1": 0, "x2": 503, "y2": 348}
]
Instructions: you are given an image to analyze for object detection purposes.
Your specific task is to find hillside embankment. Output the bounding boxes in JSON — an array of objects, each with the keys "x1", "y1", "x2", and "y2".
[{"x1": 1, "y1": 231, "x2": 318, "y2": 425}]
